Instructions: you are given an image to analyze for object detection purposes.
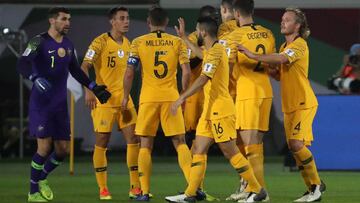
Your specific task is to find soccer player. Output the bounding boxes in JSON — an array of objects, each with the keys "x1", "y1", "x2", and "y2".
[
  {"x1": 237, "y1": 7, "x2": 326, "y2": 202},
  {"x1": 16, "y1": 7, "x2": 111, "y2": 202},
  {"x1": 223, "y1": 0, "x2": 275, "y2": 201},
  {"x1": 122, "y1": 7, "x2": 192, "y2": 201},
  {"x1": 184, "y1": 5, "x2": 218, "y2": 145},
  {"x1": 81, "y1": 7, "x2": 140, "y2": 200},
  {"x1": 165, "y1": 16, "x2": 267, "y2": 203},
  {"x1": 218, "y1": 0, "x2": 239, "y2": 102}
]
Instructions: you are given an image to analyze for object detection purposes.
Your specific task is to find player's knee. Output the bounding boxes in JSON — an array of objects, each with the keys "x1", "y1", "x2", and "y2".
[
  {"x1": 37, "y1": 146, "x2": 52, "y2": 157},
  {"x1": 288, "y1": 139, "x2": 304, "y2": 152},
  {"x1": 55, "y1": 144, "x2": 70, "y2": 157},
  {"x1": 126, "y1": 134, "x2": 140, "y2": 144},
  {"x1": 172, "y1": 135, "x2": 186, "y2": 146}
]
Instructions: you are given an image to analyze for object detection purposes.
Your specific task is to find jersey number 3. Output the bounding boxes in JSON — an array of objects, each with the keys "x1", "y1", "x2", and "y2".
[{"x1": 154, "y1": 51, "x2": 168, "y2": 79}]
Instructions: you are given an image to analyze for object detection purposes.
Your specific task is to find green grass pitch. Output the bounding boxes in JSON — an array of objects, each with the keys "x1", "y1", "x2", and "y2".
[{"x1": 1, "y1": 156, "x2": 359, "y2": 203}]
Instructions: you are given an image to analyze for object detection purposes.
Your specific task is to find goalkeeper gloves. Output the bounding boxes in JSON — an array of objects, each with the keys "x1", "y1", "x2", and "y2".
[
  {"x1": 29, "y1": 74, "x2": 52, "y2": 94},
  {"x1": 88, "y1": 81, "x2": 111, "y2": 104}
]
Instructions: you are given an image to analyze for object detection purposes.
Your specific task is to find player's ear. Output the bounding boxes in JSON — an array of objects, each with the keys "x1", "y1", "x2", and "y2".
[
  {"x1": 165, "y1": 17, "x2": 169, "y2": 26},
  {"x1": 48, "y1": 17, "x2": 55, "y2": 25}
]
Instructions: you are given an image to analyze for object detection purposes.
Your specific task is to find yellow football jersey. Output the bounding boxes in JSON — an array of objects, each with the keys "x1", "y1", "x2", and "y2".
[
  {"x1": 217, "y1": 19, "x2": 238, "y2": 98},
  {"x1": 218, "y1": 19, "x2": 238, "y2": 40},
  {"x1": 225, "y1": 24, "x2": 275, "y2": 100},
  {"x1": 279, "y1": 37, "x2": 318, "y2": 113},
  {"x1": 84, "y1": 32, "x2": 132, "y2": 107},
  {"x1": 186, "y1": 31, "x2": 204, "y2": 103},
  {"x1": 130, "y1": 31, "x2": 189, "y2": 103},
  {"x1": 201, "y1": 42, "x2": 235, "y2": 120}
]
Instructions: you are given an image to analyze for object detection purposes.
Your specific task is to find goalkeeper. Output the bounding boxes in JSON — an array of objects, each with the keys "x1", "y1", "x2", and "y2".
[{"x1": 16, "y1": 7, "x2": 111, "y2": 202}]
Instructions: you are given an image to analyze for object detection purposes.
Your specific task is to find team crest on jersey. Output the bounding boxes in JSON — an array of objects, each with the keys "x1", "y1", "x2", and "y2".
[
  {"x1": 118, "y1": 49, "x2": 125, "y2": 58},
  {"x1": 58, "y1": 47, "x2": 66, "y2": 57},
  {"x1": 203, "y1": 63, "x2": 213, "y2": 73}
]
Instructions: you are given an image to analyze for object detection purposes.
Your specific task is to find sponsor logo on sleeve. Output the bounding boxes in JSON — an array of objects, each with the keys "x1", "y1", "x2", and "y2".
[
  {"x1": 22, "y1": 48, "x2": 32, "y2": 56},
  {"x1": 284, "y1": 49, "x2": 295, "y2": 57},
  {"x1": 203, "y1": 63, "x2": 213, "y2": 73},
  {"x1": 85, "y1": 49, "x2": 95, "y2": 59}
]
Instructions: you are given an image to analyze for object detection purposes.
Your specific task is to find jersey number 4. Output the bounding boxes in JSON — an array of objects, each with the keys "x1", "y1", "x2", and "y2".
[{"x1": 154, "y1": 51, "x2": 168, "y2": 79}]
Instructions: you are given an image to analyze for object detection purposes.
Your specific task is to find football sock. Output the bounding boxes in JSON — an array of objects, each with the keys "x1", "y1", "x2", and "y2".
[
  {"x1": 245, "y1": 144, "x2": 265, "y2": 188},
  {"x1": 176, "y1": 144, "x2": 192, "y2": 184},
  {"x1": 138, "y1": 148, "x2": 152, "y2": 195},
  {"x1": 93, "y1": 145, "x2": 108, "y2": 191},
  {"x1": 237, "y1": 143, "x2": 246, "y2": 156},
  {"x1": 30, "y1": 153, "x2": 47, "y2": 194},
  {"x1": 293, "y1": 146, "x2": 321, "y2": 185},
  {"x1": 39, "y1": 152, "x2": 64, "y2": 180},
  {"x1": 294, "y1": 155, "x2": 311, "y2": 189},
  {"x1": 127, "y1": 143, "x2": 140, "y2": 189},
  {"x1": 185, "y1": 154, "x2": 207, "y2": 197},
  {"x1": 230, "y1": 153, "x2": 261, "y2": 193}
]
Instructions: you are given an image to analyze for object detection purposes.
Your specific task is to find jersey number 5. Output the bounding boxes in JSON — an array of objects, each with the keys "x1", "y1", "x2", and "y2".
[
  {"x1": 154, "y1": 51, "x2": 168, "y2": 79},
  {"x1": 254, "y1": 44, "x2": 266, "y2": 72}
]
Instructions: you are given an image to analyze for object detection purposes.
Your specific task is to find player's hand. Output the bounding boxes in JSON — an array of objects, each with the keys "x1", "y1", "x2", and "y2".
[
  {"x1": 89, "y1": 82, "x2": 111, "y2": 104},
  {"x1": 121, "y1": 97, "x2": 129, "y2": 111},
  {"x1": 85, "y1": 89, "x2": 97, "y2": 110},
  {"x1": 237, "y1": 44, "x2": 255, "y2": 59},
  {"x1": 170, "y1": 97, "x2": 185, "y2": 115},
  {"x1": 29, "y1": 75, "x2": 52, "y2": 94},
  {"x1": 175, "y1": 17, "x2": 186, "y2": 39}
]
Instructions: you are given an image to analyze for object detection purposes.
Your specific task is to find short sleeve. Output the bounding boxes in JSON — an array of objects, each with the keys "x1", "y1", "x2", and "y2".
[
  {"x1": 178, "y1": 39, "x2": 190, "y2": 65},
  {"x1": 129, "y1": 38, "x2": 140, "y2": 59},
  {"x1": 201, "y1": 47, "x2": 222, "y2": 79},
  {"x1": 22, "y1": 35, "x2": 43, "y2": 60},
  {"x1": 280, "y1": 40, "x2": 306, "y2": 64},
  {"x1": 84, "y1": 36, "x2": 105, "y2": 64}
]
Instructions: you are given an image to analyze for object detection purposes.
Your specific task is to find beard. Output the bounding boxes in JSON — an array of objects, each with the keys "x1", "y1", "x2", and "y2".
[
  {"x1": 56, "y1": 26, "x2": 69, "y2": 36},
  {"x1": 197, "y1": 35, "x2": 204, "y2": 46}
]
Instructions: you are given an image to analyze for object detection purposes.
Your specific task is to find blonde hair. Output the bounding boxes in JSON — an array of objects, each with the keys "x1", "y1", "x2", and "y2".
[{"x1": 285, "y1": 7, "x2": 310, "y2": 39}]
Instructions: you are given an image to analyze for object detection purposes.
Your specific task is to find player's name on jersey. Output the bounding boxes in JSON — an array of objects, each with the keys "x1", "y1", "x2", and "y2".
[
  {"x1": 146, "y1": 39, "x2": 174, "y2": 46},
  {"x1": 247, "y1": 31, "x2": 269, "y2": 40}
]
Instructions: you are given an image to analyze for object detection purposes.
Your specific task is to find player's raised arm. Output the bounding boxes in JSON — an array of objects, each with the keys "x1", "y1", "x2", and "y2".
[
  {"x1": 68, "y1": 48, "x2": 111, "y2": 104},
  {"x1": 175, "y1": 17, "x2": 204, "y2": 59}
]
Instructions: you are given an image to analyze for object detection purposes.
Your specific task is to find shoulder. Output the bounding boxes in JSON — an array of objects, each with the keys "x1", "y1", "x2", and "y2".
[
  {"x1": 131, "y1": 34, "x2": 147, "y2": 44},
  {"x1": 165, "y1": 33, "x2": 182, "y2": 41},
  {"x1": 288, "y1": 37, "x2": 308, "y2": 51},
  {"x1": 28, "y1": 33, "x2": 46, "y2": 48},
  {"x1": 91, "y1": 33, "x2": 109, "y2": 45},
  {"x1": 208, "y1": 43, "x2": 225, "y2": 57}
]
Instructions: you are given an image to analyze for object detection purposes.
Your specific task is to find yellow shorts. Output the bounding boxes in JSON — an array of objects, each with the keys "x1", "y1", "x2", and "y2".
[
  {"x1": 235, "y1": 98, "x2": 272, "y2": 131},
  {"x1": 91, "y1": 107, "x2": 137, "y2": 133},
  {"x1": 135, "y1": 102, "x2": 185, "y2": 136},
  {"x1": 196, "y1": 115, "x2": 237, "y2": 143},
  {"x1": 284, "y1": 107, "x2": 317, "y2": 146},
  {"x1": 184, "y1": 99, "x2": 203, "y2": 132}
]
